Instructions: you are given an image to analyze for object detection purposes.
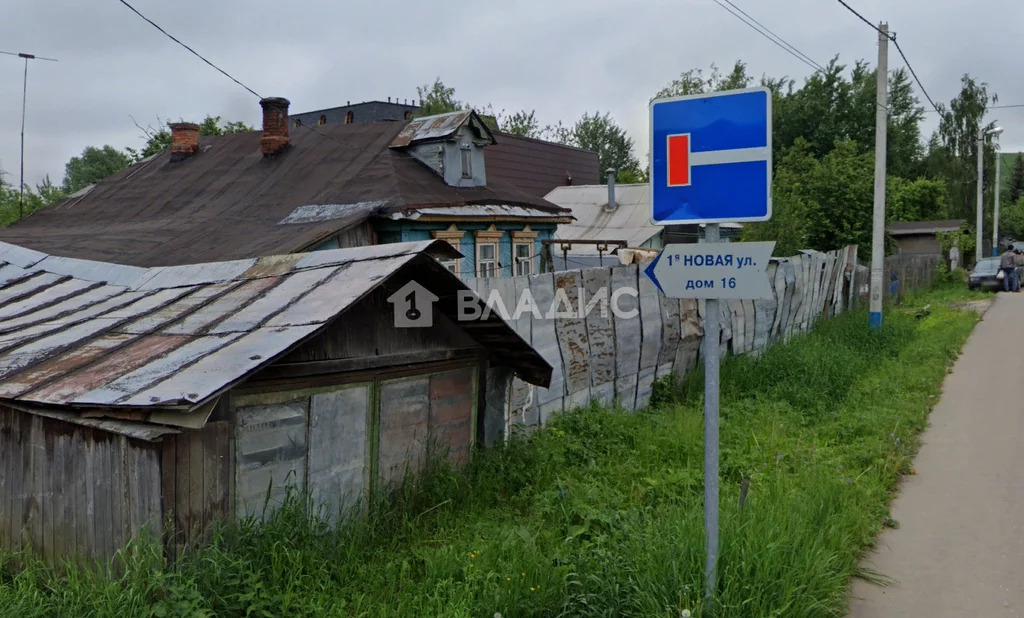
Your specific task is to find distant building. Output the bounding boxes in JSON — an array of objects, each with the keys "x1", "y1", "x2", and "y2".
[
  {"x1": 887, "y1": 219, "x2": 965, "y2": 256},
  {"x1": 544, "y1": 176, "x2": 741, "y2": 271},
  {"x1": 0, "y1": 98, "x2": 598, "y2": 278},
  {"x1": 291, "y1": 99, "x2": 420, "y2": 126}
]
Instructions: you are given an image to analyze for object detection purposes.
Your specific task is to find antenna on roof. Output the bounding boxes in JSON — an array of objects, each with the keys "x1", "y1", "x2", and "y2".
[{"x1": 1, "y1": 50, "x2": 58, "y2": 222}]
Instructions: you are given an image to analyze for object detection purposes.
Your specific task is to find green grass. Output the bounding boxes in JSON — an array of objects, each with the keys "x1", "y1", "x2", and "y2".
[{"x1": 0, "y1": 286, "x2": 981, "y2": 617}]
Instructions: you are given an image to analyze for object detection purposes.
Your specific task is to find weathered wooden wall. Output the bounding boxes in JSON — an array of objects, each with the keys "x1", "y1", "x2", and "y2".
[
  {"x1": 468, "y1": 245, "x2": 929, "y2": 437},
  {"x1": 230, "y1": 363, "x2": 478, "y2": 523},
  {"x1": 161, "y1": 421, "x2": 230, "y2": 551},
  {"x1": 0, "y1": 406, "x2": 162, "y2": 565}
]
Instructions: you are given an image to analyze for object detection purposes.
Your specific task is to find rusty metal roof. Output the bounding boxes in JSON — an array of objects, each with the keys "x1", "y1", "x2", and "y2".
[
  {"x1": 390, "y1": 110, "x2": 495, "y2": 148},
  {"x1": 0, "y1": 240, "x2": 551, "y2": 421}
]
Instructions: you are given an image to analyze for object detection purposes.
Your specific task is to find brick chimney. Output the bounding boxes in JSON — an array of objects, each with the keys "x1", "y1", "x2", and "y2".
[
  {"x1": 259, "y1": 97, "x2": 291, "y2": 156},
  {"x1": 169, "y1": 122, "x2": 200, "y2": 162}
]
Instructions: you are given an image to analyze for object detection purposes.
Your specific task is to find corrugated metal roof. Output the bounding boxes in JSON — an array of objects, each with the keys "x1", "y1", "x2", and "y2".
[
  {"x1": 390, "y1": 110, "x2": 495, "y2": 147},
  {"x1": 392, "y1": 204, "x2": 574, "y2": 221},
  {"x1": 0, "y1": 239, "x2": 551, "y2": 421},
  {"x1": 545, "y1": 184, "x2": 741, "y2": 256},
  {"x1": 887, "y1": 219, "x2": 965, "y2": 236}
]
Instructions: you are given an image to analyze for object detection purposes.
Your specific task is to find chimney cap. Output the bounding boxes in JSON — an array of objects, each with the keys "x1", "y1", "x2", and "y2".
[
  {"x1": 605, "y1": 168, "x2": 617, "y2": 174},
  {"x1": 260, "y1": 96, "x2": 290, "y2": 109},
  {"x1": 169, "y1": 121, "x2": 200, "y2": 131}
]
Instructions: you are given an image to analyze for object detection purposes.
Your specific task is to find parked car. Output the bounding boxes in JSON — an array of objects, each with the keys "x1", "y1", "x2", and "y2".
[{"x1": 968, "y1": 257, "x2": 1024, "y2": 291}]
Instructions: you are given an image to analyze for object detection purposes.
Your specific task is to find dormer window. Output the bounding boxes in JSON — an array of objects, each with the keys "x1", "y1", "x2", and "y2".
[{"x1": 460, "y1": 146, "x2": 473, "y2": 179}]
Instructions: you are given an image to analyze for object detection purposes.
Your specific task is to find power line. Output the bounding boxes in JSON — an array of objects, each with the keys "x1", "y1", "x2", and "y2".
[
  {"x1": 716, "y1": 0, "x2": 826, "y2": 72},
  {"x1": 710, "y1": 0, "x2": 824, "y2": 74},
  {"x1": 834, "y1": 0, "x2": 886, "y2": 36},
  {"x1": 890, "y1": 37, "x2": 943, "y2": 116},
  {"x1": 924, "y1": 103, "x2": 1024, "y2": 113},
  {"x1": 116, "y1": 0, "x2": 261, "y2": 99}
]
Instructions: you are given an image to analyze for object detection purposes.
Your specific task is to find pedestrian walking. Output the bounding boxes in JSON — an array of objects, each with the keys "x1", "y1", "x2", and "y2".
[{"x1": 1000, "y1": 247, "x2": 1018, "y2": 292}]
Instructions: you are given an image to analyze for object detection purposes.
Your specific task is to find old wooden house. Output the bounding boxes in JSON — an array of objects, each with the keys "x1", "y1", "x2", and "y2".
[
  {"x1": 0, "y1": 240, "x2": 550, "y2": 565},
  {"x1": 0, "y1": 98, "x2": 592, "y2": 278}
]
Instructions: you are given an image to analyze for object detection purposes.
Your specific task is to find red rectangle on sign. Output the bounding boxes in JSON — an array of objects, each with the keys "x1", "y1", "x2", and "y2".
[{"x1": 667, "y1": 133, "x2": 691, "y2": 187}]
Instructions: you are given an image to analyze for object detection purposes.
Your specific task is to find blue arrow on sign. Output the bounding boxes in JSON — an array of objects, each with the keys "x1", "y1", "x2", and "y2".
[{"x1": 650, "y1": 87, "x2": 772, "y2": 225}]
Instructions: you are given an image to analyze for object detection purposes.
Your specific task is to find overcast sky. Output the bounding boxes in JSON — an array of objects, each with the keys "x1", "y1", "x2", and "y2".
[{"x1": 2, "y1": 0, "x2": 1022, "y2": 188}]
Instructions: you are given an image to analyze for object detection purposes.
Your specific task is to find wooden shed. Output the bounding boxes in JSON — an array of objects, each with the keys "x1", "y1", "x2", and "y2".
[{"x1": 0, "y1": 240, "x2": 550, "y2": 565}]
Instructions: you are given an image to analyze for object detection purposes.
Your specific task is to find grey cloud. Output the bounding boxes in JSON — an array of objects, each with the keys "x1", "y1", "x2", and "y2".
[{"x1": 3, "y1": 0, "x2": 1024, "y2": 188}]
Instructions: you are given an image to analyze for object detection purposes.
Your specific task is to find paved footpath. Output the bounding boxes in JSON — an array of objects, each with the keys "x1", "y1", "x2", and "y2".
[{"x1": 848, "y1": 292, "x2": 1024, "y2": 617}]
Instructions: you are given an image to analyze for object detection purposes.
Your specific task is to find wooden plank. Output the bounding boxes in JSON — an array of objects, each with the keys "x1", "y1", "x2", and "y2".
[
  {"x1": 635, "y1": 367, "x2": 657, "y2": 410},
  {"x1": 174, "y1": 433, "x2": 191, "y2": 543},
  {"x1": 126, "y1": 440, "x2": 142, "y2": 542},
  {"x1": 553, "y1": 271, "x2": 591, "y2": 399},
  {"x1": 508, "y1": 275, "x2": 534, "y2": 416},
  {"x1": 28, "y1": 415, "x2": 43, "y2": 558},
  {"x1": 727, "y1": 300, "x2": 744, "y2": 355},
  {"x1": 160, "y1": 435, "x2": 176, "y2": 553},
  {"x1": 187, "y1": 428, "x2": 206, "y2": 540},
  {"x1": 786, "y1": 257, "x2": 803, "y2": 337},
  {"x1": 11, "y1": 410, "x2": 26, "y2": 554},
  {"x1": 638, "y1": 272, "x2": 662, "y2": 371},
  {"x1": 781, "y1": 260, "x2": 797, "y2": 340},
  {"x1": 528, "y1": 273, "x2": 565, "y2": 407},
  {"x1": 742, "y1": 299, "x2": 756, "y2": 353},
  {"x1": 0, "y1": 408, "x2": 11, "y2": 552},
  {"x1": 142, "y1": 447, "x2": 162, "y2": 541},
  {"x1": 83, "y1": 435, "x2": 96, "y2": 563},
  {"x1": 717, "y1": 298, "x2": 732, "y2": 359},
  {"x1": 66, "y1": 432, "x2": 82, "y2": 565},
  {"x1": 657, "y1": 291, "x2": 681, "y2": 368},
  {"x1": 109, "y1": 437, "x2": 126, "y2": 557},
  {"x1": 612, "y1": 266, "x2": 641, "y2": 405},
  {"x1": 770, "y1": 262, "x2": 785, "y2": 339},
  {"x1": 675, "y1": 299, "x2": 703, "y2": 379},
  {"x1": 582, "y1": 268, "x2": 615, "y2": 394},
  {"x1": 95, "y1": 439, "x2": 113, "y2": 563},
  {"x1": 49, "y1": 432, "x2": 64, "y2": 565}
]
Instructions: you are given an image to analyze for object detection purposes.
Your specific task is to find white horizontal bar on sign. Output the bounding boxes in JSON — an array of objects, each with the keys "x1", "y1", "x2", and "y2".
[{"x1": 689, "y1": 146, "x2": 770, "y2": 166}]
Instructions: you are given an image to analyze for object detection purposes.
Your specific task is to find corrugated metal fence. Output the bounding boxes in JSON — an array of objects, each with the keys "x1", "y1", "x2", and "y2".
[{"x1": 468, "y1": 247, "x2": 940, "y2": 438}]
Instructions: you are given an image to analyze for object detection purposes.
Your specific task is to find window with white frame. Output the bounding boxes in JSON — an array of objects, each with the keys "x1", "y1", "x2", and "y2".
[
  {"x1": 476, "y1": 242, "x2": 498, "y2": 277},
  {"x1": 474, "y1": 225, "x2": 505, "y2": 278},
  {"x1": 431, "y1": 224, "x2": 464, "y2": 277},
  {"x1": 514, "y1": 241, "x2": 533, "y2": 276},
  {"x1": 511, "y1": 226, "x2": 539, "y2": 278}
]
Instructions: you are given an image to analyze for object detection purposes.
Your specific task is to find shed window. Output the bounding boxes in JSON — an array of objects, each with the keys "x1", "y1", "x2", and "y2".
[
  {"x1": 405, "y1": 111, "x2": 414, "y2": 119},
  {"x1": 476, "y1": 242, "x2": 498, "y2": 277},
  {"x1": 460, "y1": 147, "x2": 473, "y2": 179},
  {"x1": 345, "y1": 111, "x2": 354, "y2": 124},
  {"x1": 514, "y1": 242, "x2": 534, "y2": 276},
  {"x1": 318, "y1": 115, "x2": 327, "y2": 126},
  {"x1": 294, "y1": 119, "x2": 302, "y2": 127}
]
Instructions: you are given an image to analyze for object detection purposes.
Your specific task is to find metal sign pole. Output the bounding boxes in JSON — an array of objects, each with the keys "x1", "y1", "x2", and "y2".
[{"x1": 702, "y1": 223, "x2": 720, "y2": 613}]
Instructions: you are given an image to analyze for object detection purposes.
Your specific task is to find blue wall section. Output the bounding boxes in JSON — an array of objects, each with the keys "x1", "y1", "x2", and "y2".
[{"x1": 373, "y1": 220, "x2": 556, "y2": 276}]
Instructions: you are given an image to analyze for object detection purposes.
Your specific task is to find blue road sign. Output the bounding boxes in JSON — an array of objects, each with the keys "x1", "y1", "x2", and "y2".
[{"x1": 650, "y1": 87, "x2": 772, "y2": 224}]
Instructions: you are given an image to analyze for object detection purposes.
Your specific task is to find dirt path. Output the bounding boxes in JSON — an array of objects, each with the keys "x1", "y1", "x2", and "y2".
[{"x1": 848, "y1": 293, "x2": 1024, "y2": 617}]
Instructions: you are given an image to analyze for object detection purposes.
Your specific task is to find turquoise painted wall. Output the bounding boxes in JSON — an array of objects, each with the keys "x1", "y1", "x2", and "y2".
[{"x1": 375, "y1": 220, "x2": 556, "y2": 277}]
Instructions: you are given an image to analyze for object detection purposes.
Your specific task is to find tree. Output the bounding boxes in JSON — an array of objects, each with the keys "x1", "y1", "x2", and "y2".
[
  {"x1": 130, "y1": 115, "x2": 254, "y2": 161},
  {"x1": 887, "y1": 177, "x2": 948, "y2": 222},
  {"x1": 1008, "y1": 154, "x2": 1024, "y2": 205},
  {"x1": 652, "y1": 60, "x2": 752, "y2": 100},
  {"x1": 61, "y1": 146, "x2": 132, "y2": 194},
  {"x1": 415, "y1": 78, "x2": 465, "y2": 117},
  {"x1": 923, "y1": 74, "x2": 997, "y2": 221},
  {"x1": 741, "y1": 138, "x2": 817, "y2": 255},
  {"x1": 499, "y1": 110, "x2": 542, "y2": 138},
  {"x1": 553, "y1": 112, "x2": 641, "y2": 183}
]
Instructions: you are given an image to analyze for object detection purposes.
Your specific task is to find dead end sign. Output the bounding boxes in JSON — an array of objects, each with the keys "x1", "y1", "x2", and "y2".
[{"x1": 650, "y1": 87, "x2": 772, "y2": 224}]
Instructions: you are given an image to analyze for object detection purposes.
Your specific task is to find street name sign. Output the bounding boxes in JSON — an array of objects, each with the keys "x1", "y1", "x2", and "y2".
[
  {"x1": 644, "y1": 241, "x2": 775, "y2": 300},
  {"x1": 649, "y1": 87, "x2": 772, "y2": 224}
]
